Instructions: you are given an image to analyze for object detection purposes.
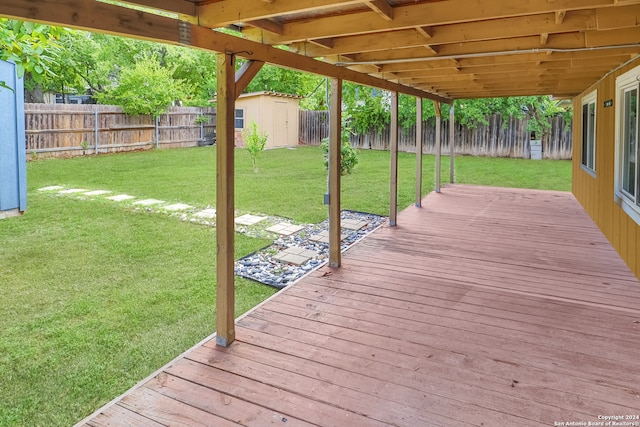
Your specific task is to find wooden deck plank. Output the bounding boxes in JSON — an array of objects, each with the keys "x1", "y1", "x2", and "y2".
[
  {"x1": 233, "y1": 326, "x2": 634, "y2": 419},
  {"x1": 255, "y1": 302, "x2": 640, "y2": 391},
  {"x1": 143, "y1": 373, "x2": 316, "y2": 427},
  {"x1": 236, "y1": 318, "x2": 640, "y2": 411},
  {"x1": 84, "y1": 405, "x2": 165, "y2": 427},
  {"x1": 76, "y1": 185, "x2": 640, "y2": 427},
  {"x1": 165, "y1": 357, "x2": 393, "y2": 427},
  {"x1": 280, "y1": 286, "x2": 640, "y2": 358}
]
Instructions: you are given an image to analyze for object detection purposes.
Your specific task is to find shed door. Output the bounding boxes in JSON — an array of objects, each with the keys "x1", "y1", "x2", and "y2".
[
  {"x1": 0, "y1": 61, "x2": 27, "y2": 214},
  {"x1": 274, "y1": 101, "x2": 288, "y2": 146}
]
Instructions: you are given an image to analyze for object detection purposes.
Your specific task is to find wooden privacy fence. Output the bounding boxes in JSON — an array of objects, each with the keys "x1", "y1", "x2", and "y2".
[
  {"x1": 25, "y1": 104, "x2": 216, "y2": 158},
  {"x1": 299, "y1": 110, "x2": 572, "y2": 160}
]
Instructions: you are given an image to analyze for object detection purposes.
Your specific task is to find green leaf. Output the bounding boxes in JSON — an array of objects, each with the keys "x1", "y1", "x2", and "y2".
[{"x1": 0, "y1": 80, "x2": 15, "y2": 92}]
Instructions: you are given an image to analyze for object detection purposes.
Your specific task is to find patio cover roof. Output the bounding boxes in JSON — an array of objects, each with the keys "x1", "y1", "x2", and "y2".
[{"x1": 2, "y1": 0, "x2": 640, "y2": 101}]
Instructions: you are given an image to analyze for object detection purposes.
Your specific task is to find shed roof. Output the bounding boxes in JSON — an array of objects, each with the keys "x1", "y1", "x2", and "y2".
[{"x1": 238, "y1": 92, "x2": 303, "y2": 100}]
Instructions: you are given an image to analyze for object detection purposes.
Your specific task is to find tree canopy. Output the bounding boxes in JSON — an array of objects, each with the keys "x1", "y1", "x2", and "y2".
[{"x1": 0, "y1": 18, "x2": 66, "y2": 91}]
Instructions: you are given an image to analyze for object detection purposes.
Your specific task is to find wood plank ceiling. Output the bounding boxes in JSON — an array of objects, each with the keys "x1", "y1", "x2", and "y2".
[
  {"x1": 4, "y1": 0, "x2": 640, "y2": 100},
  {"x1": 156, "y1": 0, "x2": 640, "y2": 100}
]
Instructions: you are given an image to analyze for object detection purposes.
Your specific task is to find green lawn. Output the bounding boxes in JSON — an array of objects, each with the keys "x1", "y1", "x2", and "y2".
[{"x1": 0, "y1": 146, "x2": 571, "y2": 426}]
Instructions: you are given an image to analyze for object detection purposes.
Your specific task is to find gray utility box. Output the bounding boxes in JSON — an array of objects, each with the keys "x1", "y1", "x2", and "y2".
[
  {"x1": 530, "y1": 139, "x2": 542, "y2": 160},
  {"x1": 0, "y1": 60, "x2": 27, "y2": 219}
]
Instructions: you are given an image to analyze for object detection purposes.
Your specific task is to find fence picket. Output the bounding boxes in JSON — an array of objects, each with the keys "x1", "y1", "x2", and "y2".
[
  {"x1": 298, "y1": 110, "x2": 572, "y2": 159},
  {"x1": 24, "y1": 104, "x2": 216, "y2": 158}
]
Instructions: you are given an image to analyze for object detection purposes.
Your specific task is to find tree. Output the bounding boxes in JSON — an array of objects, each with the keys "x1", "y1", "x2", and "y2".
[
  {"x1": 96, "y1": 56, "x2": 186, "y2": 117},
  {"x1": 0, "y1": 19, "x2": 67, "y2": 97},
  {"x1": 242, "y1": 120, "x2": 268, "y2": 173}
]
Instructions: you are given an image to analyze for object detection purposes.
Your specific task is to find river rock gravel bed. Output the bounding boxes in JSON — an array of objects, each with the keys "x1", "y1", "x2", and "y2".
[{"x1": 235, "y1": 210, "x2": 387, "y2": 289}]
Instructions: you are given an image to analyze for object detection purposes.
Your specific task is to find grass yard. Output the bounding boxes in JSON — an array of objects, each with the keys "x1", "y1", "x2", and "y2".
[{"x1": 0, "y1": 145, "x2": 571, "y2": 426}]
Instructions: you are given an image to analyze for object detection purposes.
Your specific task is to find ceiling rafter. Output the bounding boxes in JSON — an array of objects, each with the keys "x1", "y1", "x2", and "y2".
[
  {"x1": 239, "y1": 0, "x2": 632, "y2": 45},
  {"x1": 288, "y1": 10, "x2": 598, "y2": 58},
  {"x1": 197, "y1": 0, "x2": 369, "y2": 28},
  {"x1": 365, "y1": 0, "x2": 394, "y2": 21},
  {"x1": 247, "y1": 18, "x2": 284, "y2": 34},
  {"x1": 4, "y1": 0, "x2": 640, "y2": 100}
]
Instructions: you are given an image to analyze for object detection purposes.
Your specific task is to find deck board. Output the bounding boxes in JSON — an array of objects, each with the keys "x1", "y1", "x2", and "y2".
[{"x1": 76, "y1": 185, "x2": 640, "y2": 427}]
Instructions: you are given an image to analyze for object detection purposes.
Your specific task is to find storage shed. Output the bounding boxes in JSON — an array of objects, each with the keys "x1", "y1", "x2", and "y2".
[
  {"x1": 0, "y1": 60, "x2": 27, "y2": 219},
  {"x1": 234, "y1": 92, "x2": 300, "y2": 149}
]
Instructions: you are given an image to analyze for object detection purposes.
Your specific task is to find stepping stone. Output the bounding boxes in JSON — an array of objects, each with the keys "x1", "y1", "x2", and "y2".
[
  {"x1": 107, "y1": 194, "x2": 136, "y2": 202},
  {"x1": 58, "y1": 188, "x2": 88, "y2": 194},
  {"x1": 235, "y1": 214, "x2": 267, "y2": 225},
  {"x1": 163, "y1": 203, "x2": 193, "y2": 211},
  {"x1": 194, "y1": 209, "x2": 216, "y2": 219},
  {"x1": 266, "y1": 222, "x2": 305, "y2": 236},
  {"x1": 273, "y1": 246, "x2": 319, "y2": 265},
  {"x1": 309, "y1": 229, "x2": 347, "y2": 243},
  {"x1": 341, "y1": 218, "x2": 368, "y2": 230},
  {"x1": 133, "y1": 198, "x2": 165, "y2": 206},
  {"x1": 83, "y1": 190, "x2": 112, "y2": 196},
  {"x1": 38, "y1": 185, "x2": 64, "y2": 191}
]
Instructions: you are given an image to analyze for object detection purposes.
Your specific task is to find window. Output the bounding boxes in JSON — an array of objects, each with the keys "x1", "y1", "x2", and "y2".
[
  {"x1": 581, "y1": 91, "x2": 597, "y2": 173},
  {"x1": 615, "y1": 67, "x2": 640, "y2": 222},
  {"x1": 234, "y1": 109, "x2": 244, "y2": 129}
]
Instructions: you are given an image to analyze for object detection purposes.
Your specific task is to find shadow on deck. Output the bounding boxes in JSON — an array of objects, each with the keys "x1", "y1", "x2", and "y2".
[{"x1": 78, "y1": 185, "x2": 640, "y2": 427}]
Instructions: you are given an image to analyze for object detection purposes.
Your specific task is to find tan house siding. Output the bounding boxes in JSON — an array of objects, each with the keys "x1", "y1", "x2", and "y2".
[{"x1": 573, "y1": 56, "x2": 640, "y2": 278}]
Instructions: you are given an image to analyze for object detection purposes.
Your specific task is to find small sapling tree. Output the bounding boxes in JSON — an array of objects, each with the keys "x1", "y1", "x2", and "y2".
[{"x1": 242, "y1": 120, "x2": 268, "y2": 173}]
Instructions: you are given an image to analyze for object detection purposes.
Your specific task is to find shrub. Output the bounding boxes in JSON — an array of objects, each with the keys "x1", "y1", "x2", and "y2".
[
  {"x1": 321, "y1": 126, "x2": 359, "y2": 175},
  {"x1": 242, "y1": 120, "x2": 268, "y2": 173}
]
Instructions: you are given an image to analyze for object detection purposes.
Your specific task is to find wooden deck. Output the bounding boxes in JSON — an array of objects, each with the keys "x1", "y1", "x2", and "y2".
[{"x1": 78, "y1": 185, "x2": 640, "y2": 427}]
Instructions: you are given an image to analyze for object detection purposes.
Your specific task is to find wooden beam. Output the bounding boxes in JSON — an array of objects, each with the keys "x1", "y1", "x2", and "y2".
[
  {"x1": 242, "y1": 0, "x2": 619, "y2": 44},
  {"x1": 235, "y1": 60, "x2": 265, "y2": 98},
  {"x1": 417, "y1": 26, "x2": 434, "y2": 39},
  {"x1": 366, "y1": 0, "x2": 394, "y2": 21},
  {"x1": 434, "y1": 101, "x2": 442, "y2": 193},
  {"x1": 555, "y1": 10, "x2": 567, "y2": 24},
  {"x1": 597, "y1": 4, "x2": 640, "y2": 30},
  {"x1": 355, "y1": 31, "x2": 589, "y2": 70},
  {"x1": 120, "y1": 0, "x2": 197, "y2": 19},
  {"x1": 415, "y1": 97, "x2": 423, "y2": 207},
  {"x1": 308, "y1": 38, "x2": 336, "y2": 49},
  {"x1": 286, "y1": 10, "x2": 597, "y2": 58},
  {"x1": 390, "y1": 92, "x2": 399, "y2": 226},
  {"x1": 329, "y1": 78, "x2": 342, "y2": 268},
  {"x1": 188, "y1": 27, "x2": 451, "y2": 103},
  {"x1": 585, "y1": 26, "x2": 640, "y2": 47},
  {"x1": 0, "y1": 0, "x2": 450, "y2": 104},
  {"x1": 198, "y1": 0, "x2": 366, "y2": 28},
  {"x1": 247, "y1": 19, "x2": 284, "y2": 35},
  {"x1": 215, "y1": 53, "x2": 236, "y2": 348},
  {"x1": 449, "y1": 103, "x2": 455, "y2": 184},
  {"x1": 540, "y1": 33, "x2": 549, "y2": 45}
]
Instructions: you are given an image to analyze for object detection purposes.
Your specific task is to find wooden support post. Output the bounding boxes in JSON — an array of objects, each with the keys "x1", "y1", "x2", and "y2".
[
  {"x1": 449, "y1": 103, "x2": 455, "y2": 184},
  {"x1": 329, "y1": 78, "x2": 342, "y2": 268},
  {"x1": 215, "y1": 53, "x2": 236, "y2": 347},
  {"x1": 434, "y1": 101, "x2": 442, "y2": 193},
  {"x1": 415, "y1": 97, "x2": 423, "y2": 207},
  {"x1": 390, "y1": 91, "x2": 399, "y2": 226}
]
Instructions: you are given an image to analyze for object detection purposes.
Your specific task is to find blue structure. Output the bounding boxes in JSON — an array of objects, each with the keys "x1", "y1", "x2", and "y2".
[{"x1": 0, "y1": 60, "x2": 27, "y2": 218}]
